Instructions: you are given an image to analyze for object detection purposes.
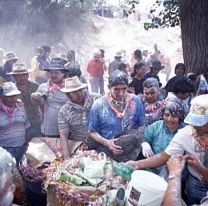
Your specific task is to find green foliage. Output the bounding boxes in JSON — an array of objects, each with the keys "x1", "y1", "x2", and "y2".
[
  {"x1": 0, "y1": 0, "x2": 96, "y2": 33},
  {"x1": 119, "y1": 0, "x2": 140, "y2": 16},
  {"x1": 144, "y1": 0, "x2": 180, "y2": 30}
]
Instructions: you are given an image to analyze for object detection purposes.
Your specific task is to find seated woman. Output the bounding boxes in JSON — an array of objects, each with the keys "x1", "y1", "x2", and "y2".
[
  {"x1": 141, "y1": 78, "x2": 164, "y2": 125},
  {"x1": 141, "y1": 98, "x2": 187, "y2": 173},
  {"x1": 88, "y1": 70, "x2": 144, "y2": 162}
]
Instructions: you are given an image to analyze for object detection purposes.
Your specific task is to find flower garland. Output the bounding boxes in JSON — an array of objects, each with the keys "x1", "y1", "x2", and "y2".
[
  {"x1": 48, "y1": 79, "x2": 65, "y2": 93},
  {"x1": 0, "y1": 100, "x2": 16, "y2": 121}
]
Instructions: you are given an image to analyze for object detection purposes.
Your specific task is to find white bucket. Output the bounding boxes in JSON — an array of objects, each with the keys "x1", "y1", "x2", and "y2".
[{"x1": 126, "y1": 170, "x2": 167, "y2": 206}]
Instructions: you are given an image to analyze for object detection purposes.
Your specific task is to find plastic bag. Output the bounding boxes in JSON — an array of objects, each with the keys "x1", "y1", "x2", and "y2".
[{"x1": 83, "y1": 152, "x2": 107, "y2": 179}]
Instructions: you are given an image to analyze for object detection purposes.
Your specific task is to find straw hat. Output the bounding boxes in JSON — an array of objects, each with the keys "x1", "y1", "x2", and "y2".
[
  {"x1": 184, "y1": 94, "x2": 208, "y2": 126},
  {"x1": 115, "y1": 51, "x2": 122, "y2": 58},
  {"x1": 7, "y1": 63, "x2": 32, "y2": 75},
  {"x1": 0, "y1": 82, "x2": 21, "y2": 96},
  {"x1": 4, "y1": 52, "x2": 19, "y2": 62},
  {"x1": 60, "y1": 76, "x2": 87, "y2": 93}
]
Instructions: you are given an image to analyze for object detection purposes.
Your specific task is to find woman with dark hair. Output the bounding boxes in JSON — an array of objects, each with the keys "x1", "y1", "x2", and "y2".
[
  {"x1": 165, "y1": 63, "x2": 186, "y2": 93},
  {"x1": 167, "y1": 76, "x2": 194, "y2": 108},
  {"x1": 141, "y1": 98, "x2": 187, "y2": 164},
  {"x1": 129, "y1": 62, "x2": 146, "y2": 95}
]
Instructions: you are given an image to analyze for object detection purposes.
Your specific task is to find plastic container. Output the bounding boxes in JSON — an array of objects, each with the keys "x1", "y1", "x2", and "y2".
[{"x1": 126, "y1": 170, "x2": 167, "y2": 206}]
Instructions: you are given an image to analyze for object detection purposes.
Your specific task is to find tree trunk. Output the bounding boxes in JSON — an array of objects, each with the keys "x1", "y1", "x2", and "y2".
[{"x1": 179, "y1": 0, "x2": 208, "y2": 75}]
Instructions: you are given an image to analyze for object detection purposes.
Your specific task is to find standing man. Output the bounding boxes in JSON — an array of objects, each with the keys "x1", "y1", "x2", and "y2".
[
  {"x1": 7, "y1": 63, "x2": 41, "y2": 138},
  {"x1": 0, "y1": 82, "x2": 30, "y2": 165},
  {"x1": 58, "y1": 76, "x2": 99, "y2": 159},
  {"x1": 31, "y1": 57, "x2": 68, "y2": 138},
  {"x1": 108, "y1": 51, "x2": 123, "y2": 77},
  {"x1": 0, "y1": 52, "x2": 19, "y2": 82},
  {"x1": 87, "y1": 50, "x2": 105, "y2": 94}
]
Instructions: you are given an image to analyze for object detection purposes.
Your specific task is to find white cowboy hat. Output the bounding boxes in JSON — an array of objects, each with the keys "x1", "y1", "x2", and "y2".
[
  {"x1": 1, "y1": 82, "x2": 21, "y2": 96},
  {"x1": 4, "y1": 52, "x2": 19, "y2": 62},
  {"x1": 7, "y1": 63, "x2": 32, "y2": 75},
  {"x1": 60, "y1": 76, "x2": 87, "y2": 93}
]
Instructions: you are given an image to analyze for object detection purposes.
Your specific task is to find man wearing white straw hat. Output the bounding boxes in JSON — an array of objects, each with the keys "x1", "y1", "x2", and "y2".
[
  {"x1": 0, "y1": 82, "x2": 30, "y2": 165},
  {"x1": 0, "y1": 52, "x2": 19, "y2": 82},
  {"x1": 58, "y1": 76, "x2": 99, "y2": 159},
  {"x1": 7, "y1": 63, "x2": 41, "y2": 138}
]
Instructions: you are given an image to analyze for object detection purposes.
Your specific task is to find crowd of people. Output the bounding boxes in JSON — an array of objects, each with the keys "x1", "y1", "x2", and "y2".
[{"x1": 0, "y1": 45, "x2": 207, "y2": 206}]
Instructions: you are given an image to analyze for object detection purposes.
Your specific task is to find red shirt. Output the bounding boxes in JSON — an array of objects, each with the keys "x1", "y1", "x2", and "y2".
[{"x1": 87, "y1": 58, "x2": 104, "y2": 77}]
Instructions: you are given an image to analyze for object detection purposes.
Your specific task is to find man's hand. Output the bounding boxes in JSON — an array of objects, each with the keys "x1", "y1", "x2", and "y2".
[
  {"x1": 106, "y1": 139, "x2": 123, "y2": 155},
  {"x1": 184, "y1": 154, "x2": 204, "y2": 173},
  {"x1": 167, "y1": 155, "x2": 185, "y2": 176}
]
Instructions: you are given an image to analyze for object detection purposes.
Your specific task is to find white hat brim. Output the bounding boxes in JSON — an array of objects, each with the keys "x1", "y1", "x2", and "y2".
[
  {"x1": 3, "y1": 90, "x2": 21, "y2": 96},
  {"x1": 184, "y1": 112, "x2": 208, "y2": 126},
  {"x1": 7, "y1": 70, "x2": 33, "y2": 75},
  {"x1": 60, "y1": 83, "x2": 88, "y2": 93}
]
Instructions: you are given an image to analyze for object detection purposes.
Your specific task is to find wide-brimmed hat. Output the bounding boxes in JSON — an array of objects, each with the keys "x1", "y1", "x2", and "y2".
[
  {"x1": 184, "y1": 94, "x2": 208, "y2": 126},
  {"x1": 115, "y1": 51, "x2": 122, "y2": 58},
  {"x1": 113, "y1": 129, "x2": 143, "y2": 162},
  {"x1": 93, "y1": 50, "x2": 102, "y2": 58},
  {"x1": 4, "y1": 52, "x2": 19, "y2": 62},
  {"x1": 0, "y1": 82, "x2": 21, "y2": 96},
  {"x1": 150, "y1": 60, "x2": 164, "y2": 70},
  {"x1": 60, "y1": 76, "x2": 87, "y2": 93},
  {"x1": 48, "y1": 57, "x2": 67, "y2": 71},
  {"x1": 7, "y1": 63, "x2": 32, "y2": 75}
]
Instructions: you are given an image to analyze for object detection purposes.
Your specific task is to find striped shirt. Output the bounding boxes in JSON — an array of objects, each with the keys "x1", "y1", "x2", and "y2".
[{"x1": 0, "y1": 105, "x2": 30, "y2": 147}]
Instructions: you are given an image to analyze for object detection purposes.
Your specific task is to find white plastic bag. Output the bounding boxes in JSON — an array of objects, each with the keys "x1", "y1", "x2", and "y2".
[{"x1": 83, "y1": 152, "x2": 107, "y2": 179}]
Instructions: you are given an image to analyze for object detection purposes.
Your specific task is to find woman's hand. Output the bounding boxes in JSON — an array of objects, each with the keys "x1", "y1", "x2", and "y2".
[{"x1": 142, "y1": 142, "x2": 154, "y2": 158}]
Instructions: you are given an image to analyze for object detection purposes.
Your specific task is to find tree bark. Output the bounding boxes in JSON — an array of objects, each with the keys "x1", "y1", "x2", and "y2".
[{"x1": 179, "y1": 0, "x2": 208, "y2": 75}]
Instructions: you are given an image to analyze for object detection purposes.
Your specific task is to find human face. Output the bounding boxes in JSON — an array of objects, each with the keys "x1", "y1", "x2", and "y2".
[
  {"x1": 13, "y1": 73, "x2": 29, "y2": 86},
  {"x1": 1, "y1": 95, "x2": 18, "y2": 107},
  {"x1": 66, "y1": 89, "x2": 85, "y2": 105},
  {"x1": 151, "y1": 68, "x2": 160, "y2": 75},
  {"x1": 163, "y1": 111, "x2": 180, "y2": 132},
  {"x1": 194, "y1": 123, "x2": 208, "y2": 135},
  {"x1": 176, "y1": 92, "x2": 189, "y2": 100},
  {"x1": 175, "y1": 68, "x2": 185, "y2": 77},
  {"x1": 143, "y1": 87, "x2": 159, "y2": 103},
  {"x1": 50, "y1": 70, "x2": 65, "y2": 83},
  {"x1": 136, "y1": 66, "x2": 146, "y2": 78},
  {"x1": 8, "y1": 59, "x2": 17, "y2": 66},
  {"x1": 109, "y1": 84, "x2": 128, "y2": 101}
]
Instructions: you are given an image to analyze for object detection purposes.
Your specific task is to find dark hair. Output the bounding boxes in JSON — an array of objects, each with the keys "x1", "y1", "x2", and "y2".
[
  {"x1": 109, "y1": 70, "x2": 128, "y2": 87},
  {"x1": 100, "y1": 49, "x2": 105, "y2": 57},
  {"x1": 187, "y1": 73, "x2": 197, "y2": 82},
  {"x1": 172, "y1": 76, "x2": 194, "y2": 94},
  {"x1": 134, "y1": 49, "x2": 142, "y2": 60},
  {"x1": 41, "y1": 45, "x2": 51, "y2": 53},
  {"x1": 118, "y1": 62, "x2": 127, "y2": 70},
  {"x1": 175, "y1": 63, "x2": 186, "y2": 74},
  {"x1": 67, "y1": 68, "x2": 82, "y2": 78},
  {"x1": 131, "y1": 62, "x2": 145, "y2": 77}
]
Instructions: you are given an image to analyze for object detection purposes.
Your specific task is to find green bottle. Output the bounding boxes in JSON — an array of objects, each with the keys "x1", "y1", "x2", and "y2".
[{"x1": 113, "y1": 162, "x2": 135, "y2": 181}]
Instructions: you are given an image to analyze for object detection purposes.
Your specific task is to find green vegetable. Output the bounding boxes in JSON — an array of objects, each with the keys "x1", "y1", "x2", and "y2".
[
  {"x1": 75, "y1": 169, "x2": 103, "y2": 187},
  {"x1": 59, "y1": 172, "x2": 86, "y2": 186}
]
